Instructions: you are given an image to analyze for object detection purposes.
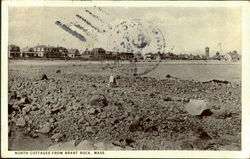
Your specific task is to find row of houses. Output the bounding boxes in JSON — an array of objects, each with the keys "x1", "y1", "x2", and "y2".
[
  {"x1": 9, "y1": 44, "x2": 80, "y2": 59},
  {"x1": 8, "y1": 44, "x2": 136, "y2": 61},
  {"x1": 8, "y1": 44, "x2": 241, "y2": 61}
]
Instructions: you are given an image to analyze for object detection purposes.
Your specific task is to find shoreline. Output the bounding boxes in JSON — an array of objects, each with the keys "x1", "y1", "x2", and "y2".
[{"x1": 8, "y1": 59, "x2": 241, "y2": 66}]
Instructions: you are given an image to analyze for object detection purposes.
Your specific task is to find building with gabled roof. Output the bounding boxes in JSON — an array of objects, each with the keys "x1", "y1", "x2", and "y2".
[
  {"x1": 8, "y1": 44, "x2": 21, "y2": 58},
  {"x1": 68, "y1": 49, "x2": 80, "y2": 58}
]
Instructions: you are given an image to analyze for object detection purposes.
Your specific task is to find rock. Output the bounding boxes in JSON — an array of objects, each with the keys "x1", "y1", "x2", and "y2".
[
  {"x1": 163, "y1": 96, "x2": 172, "y2": 102},
  {"x1": 56, "y1": 70, "x2": 61, "y2": 73},
  {"x1": 8, "y1": 127, "x2": 11, "y2": 135},
  {"x1": 212, "y1": 109, "x2": 232, "y2": 119},
  {"x1": 171, "y1": 96, "x2": 183, "y2": 102},
  {"x1": 88, "y1": 94, "x2": 108, "y2": 107},
  {"x1": 19, "y1": 97, "x2": 31, "y2": 104},
  {"x1": 193, "y1": 127, "x2": 212, "y2": 140},
  {"x1": 9, "y1": 91, "x2": 17, "y2": 100},
  {"x1": 48, "y1": 140, "x2": 76, "y2": 150},
  {"x1": 38, "y1": 123, "x2": 51, "y2": 134},
  {"x1": 49, "y1": 118, "x2": 55, "y2": 123},
  {"x1": 22, "y1": 106, "x2": 31, "y2": 115},
  {"x1": 78, "y1": 118, "x2": 85, "y2": 124},
  {"x1": 29, "y1": 132, "x2": 39, "y2": 138},
  {"x1": 31, "y1": 105, "x2": 39, "y2": 111},
  {"x1": 51, "y1": 133, "x2": 63, "y2": 142},
  {"x1": 40, "y1": 73, "x2": 48, "y2": 80},
  {"x1": 166, "y1": 74, "x2": 171, "y2": 78},
  {"x1": 211, "y1": 79, "x2": 229, "y2": 84},
  {"x1": 51, "y1": 106, "x2": 62, "y2": 114},
  {"x1": 76, "y1": 140, "x2": 95, "y2": 150},
  {"x1": 180, "y1": 140, "x2": 193, "y2": 150},
  {"x1": 94, "y1": 142, "x2": 123, "y2": 150},
  {"x1": 45, "y1": 109, "x2": 51, "y2": 115},
  {"x1": 88, "y1": 108, "x2": 98, "y2": 114},
  {"x1": 185, "y1": 99, "x2": 209, "y2": 116},
  {"x1": 85, "y1": 126, "x2": 94, "y2": 134},
  {"x1": 16, "y1": 117, "x2": 25, "y2": 127}
]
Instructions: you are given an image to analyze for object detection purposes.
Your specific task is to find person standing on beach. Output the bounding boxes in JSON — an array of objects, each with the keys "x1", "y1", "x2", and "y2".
[{"x1": 109, "y1": 74, "x2": 116, "y2": 87}]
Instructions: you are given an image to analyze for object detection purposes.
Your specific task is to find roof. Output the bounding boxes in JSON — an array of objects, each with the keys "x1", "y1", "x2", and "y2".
[
  {"x1": 21, "y1": 47, "x2": 34, "y2": 52},
  {"x1": 33, "y1": 45, "x2": 48, "y2": 48},
  {"x1": 68, "y1": 49, "x2": 79, "y2": 54},
  {"x1": 226, "y1": 51, "x2": 240, "y2": 58},
  {"x1": 92, "y1": 48, "x2": 106, "y2": 52},
  {"x1": 120, "y1": 52, "x2": 134, "y2": 56},
  {"x1": 9, "y1": 44, "x2": 19, "y2": 48}
]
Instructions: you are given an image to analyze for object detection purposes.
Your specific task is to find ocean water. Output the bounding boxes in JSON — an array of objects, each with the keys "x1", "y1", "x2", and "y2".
[{"x1": 139, "y1": 61, "x2": 241, "y2": 81}]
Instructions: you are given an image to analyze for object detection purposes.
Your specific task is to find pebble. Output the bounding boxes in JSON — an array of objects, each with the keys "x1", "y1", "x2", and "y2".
[
  {"x1": 51, "y1": 133, "x2": 63, "y2": 142},
  {"x1": 16, "y1": 117, "x2": 25, "y2": 127},
  {"x1": 85, "y1": 126, "x2": 94, "y2": 134}
]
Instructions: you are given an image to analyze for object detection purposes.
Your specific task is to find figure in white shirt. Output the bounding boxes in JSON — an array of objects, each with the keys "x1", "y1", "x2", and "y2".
[{"x1": 109, "y1": 74, "x2": 116, "y2": 87}]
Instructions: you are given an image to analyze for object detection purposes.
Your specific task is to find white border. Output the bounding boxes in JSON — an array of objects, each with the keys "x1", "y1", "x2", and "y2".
[{"x1": 1, "y1": 1, "x2": 250, "y2": 158}]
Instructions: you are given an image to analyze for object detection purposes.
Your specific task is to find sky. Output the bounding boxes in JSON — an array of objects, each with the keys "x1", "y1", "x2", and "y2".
[{"x1": 8, "y1": 7, "x2": 242, "y2": 55}]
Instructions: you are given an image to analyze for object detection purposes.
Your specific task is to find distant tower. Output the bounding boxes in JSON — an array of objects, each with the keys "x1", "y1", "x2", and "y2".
[{"x1": 205, "y1": 47, "x2": 209, "y2": 57}]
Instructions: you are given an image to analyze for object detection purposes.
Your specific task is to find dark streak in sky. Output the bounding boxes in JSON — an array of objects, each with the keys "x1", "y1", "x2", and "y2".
[
  {"x1": 96, "y1": 7, "x2": 109, "y2": 16},
  {"x1": 76, "y1": 14, "x2": 105, "y2": 33},
  {"x1": 85, "y1": 9, "x2": 112, "y2": 30},
  {"x1": 55, "y1": 20, "x2": 86, "y2": 42}
]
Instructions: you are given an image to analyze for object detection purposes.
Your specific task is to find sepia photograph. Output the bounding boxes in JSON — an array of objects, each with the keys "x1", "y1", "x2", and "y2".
[{"x1": 1, "y1": 1, "x2": 250, "y2": 158}]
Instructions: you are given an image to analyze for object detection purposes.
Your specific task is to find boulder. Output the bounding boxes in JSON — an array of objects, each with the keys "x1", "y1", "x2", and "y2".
[
  {"x1": 88, "y1": 94, "x2": 108, "y2": 107},
  {"x1": 94, "y1": 142, "x2": 123, "y2": 150},
  {"x1": 180, "y1": 140, "x2": 194, "y2": 150},
  {"x1": 38, "y1": 123, "x2": 51, "y2": 134},
  {"x1": 40, "y1": 73, "x2": 48, "y2": 80},
  {"x1": 185, "y1": 99, "x2": 209, "y2": 116},
  {"x1": 16, "y1": 117, "x2": 25, "y2": 127},
  {"x1": 9, "y1": 91, "x2": 17, "y2": 100},
  {"x1": 78, "y1": 118, "x2": 85, "y2": 124},
  {"x1": 19, "y1": 97, "x2": 31, "y2": 104},
  {"x1": 85, "y1": 126, "x2": 94, "y2": 134},
  {"x1": 88, "y1": 108, "x2": 98, "y2": 114},
  {"x1": 48, "y1": 140, "x2": 76, "y2": 150},
  {"x1": 76, "y1": 140, "x2": 95, "y2": 150},
  {"x1": 51, "y1": 133, "x2": 63, "y2": 142},
  {"x1": 166, "y1": 74, "x2": 171, "y2": 78},
  {"x1": 22, "y1": 106, "x2": 31, "y2": 115}
]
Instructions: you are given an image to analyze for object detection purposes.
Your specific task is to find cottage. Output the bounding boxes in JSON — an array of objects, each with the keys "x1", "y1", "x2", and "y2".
[
  {"x1": 33, "y1": 45, "x2": 64, "y2": 58},
  {"x1": 22, "y1": 47, "x2": 36, "y2": 58},
  {"x1": 68, "y1": 49, "x2": 80, "y2": 58},
  {"x1": 57, "y1": 47, "x2": 68, "y2": 57},
  {"x1": 119, "y1": 52, "x2": 134, "y2": 60},
  {"x1": 33, "y1": 45, "x2": 48, "y2": 57},
  {"x1": 91, "y1": 48, "x2": 106, "y2": 60},
  {"x1": 212, "y1": 52, "x2": 222, "y2": 60},
  {"x1": 81, "y1": 49, "x2": 93, "y2": 60},
  {"x1": 8, "y1": 44, "x2": 21, "y2": 58},
  {"x1": 45, "y1": 47, "x2": 63, "y2": 58},
  {"x1": 224, "y1": 51, "x2": 241, "y2": 61},
  {"x1": 143, "y1": 53, "x2": 155, "y2": 60}
]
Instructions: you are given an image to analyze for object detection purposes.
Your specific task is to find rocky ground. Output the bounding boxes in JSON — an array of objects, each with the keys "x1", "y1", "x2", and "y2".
[{"x1": 8, "y1": 62, "x2": 241, "y2": 150}]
